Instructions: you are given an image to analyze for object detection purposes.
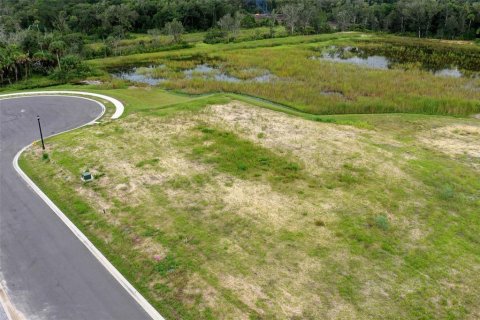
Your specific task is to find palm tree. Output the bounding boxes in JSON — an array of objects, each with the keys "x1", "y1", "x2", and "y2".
[
  {"x1": 3, "y1": 46, "x2": 19, "y2": 83},
  {"x1": 0, "y1": 48, "x2": 6, "y2": 84},
  {"x1": 49, "y1": 40, "x2": 66, "y2": 71},
  {"x1": 15, "y1": 53, "x2": 30, "y2": 80}
]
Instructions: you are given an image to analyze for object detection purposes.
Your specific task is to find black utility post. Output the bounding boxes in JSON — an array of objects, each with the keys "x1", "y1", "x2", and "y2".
[{"x1": 37, "y1": 115, "x2": 45, "y2": 150}]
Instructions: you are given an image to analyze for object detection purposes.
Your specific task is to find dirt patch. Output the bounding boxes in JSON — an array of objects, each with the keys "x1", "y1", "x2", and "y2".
[
  {"x1": 326, "y1": 299, "x2": 357, "y2": 319},
  {"x1": 202, "y1": 103, "x2": 361, "y2": 170},
  {"x1": 134, "y1": 236, "x2": 168, "y2": 261},
  {"x1": 200, "y1": 102, "x2": 410, "y2": 180},
  {"x1": 419, "y1": 124, "x2": 480, "y2": 160},
  {"x1": 220, "y1": 274, "x2": 268, "y2": 315},
  {"x1": 220, "y1": 178, "x2": 330, "y2": 228}
]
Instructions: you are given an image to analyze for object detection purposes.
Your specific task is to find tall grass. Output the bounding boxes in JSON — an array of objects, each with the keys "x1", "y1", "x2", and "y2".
[
  {"x1": 91, "y1": 33, "x2": 480, "y2": 116},
  {"x1": 162, "y1": 45, "x2": 480, "y2": 115}
]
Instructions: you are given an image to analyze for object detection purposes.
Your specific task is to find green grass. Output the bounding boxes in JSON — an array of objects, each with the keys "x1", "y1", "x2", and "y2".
[
  {"x1": 85, "y1": 27, "x2": 288, "y2": 55},
  {"x1": 189, "y1": 126, "x2": 301, "y2": 177},
  {"x1": 86, "y1": 32, "x2": 480, "y2": 117},
  {"x1": 18, "y1": 87, "x2": 480, "y2": 319},
  {"x1": 9, "y1": 29, "x2": 480, "y2": 320},
  {"x1": 87, "y1": 32, "x2": 360, "y2": 69}
]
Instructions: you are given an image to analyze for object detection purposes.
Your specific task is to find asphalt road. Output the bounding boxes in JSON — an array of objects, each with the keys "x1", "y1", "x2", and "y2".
[{"x1": 0, "y1": 96, "x2": 150, "y2": 320}]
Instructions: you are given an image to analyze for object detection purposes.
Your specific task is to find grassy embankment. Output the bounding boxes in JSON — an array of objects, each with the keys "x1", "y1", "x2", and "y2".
[{"x1": 19, "y1": 84, "x2": 480, "y2": 319}]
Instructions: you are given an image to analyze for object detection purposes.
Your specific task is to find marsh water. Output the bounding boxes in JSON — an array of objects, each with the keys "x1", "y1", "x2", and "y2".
[
  {"x1": 315, "y1": 46, "x2": 473, "y2": 78},
  {"x1": 112, "y1": 45, "x2": 477, "y2": 85},
  {"x1": 183, "y1": 64, "x2": 241, "y2": 82},
  {"x1": 113, "y1": 65, "x2": 167, "y2": 85},
  {"x1": 112, "y1": 64, "x2": 276, "y2": 85}
]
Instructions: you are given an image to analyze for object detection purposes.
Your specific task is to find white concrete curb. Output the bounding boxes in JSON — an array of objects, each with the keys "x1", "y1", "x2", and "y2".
[
  {"x1": 0, "y1": 91, "x2": 124, "y2": 119},
  {"x1": 1, "y1": 93, "x2": 165, "y2": 320}
]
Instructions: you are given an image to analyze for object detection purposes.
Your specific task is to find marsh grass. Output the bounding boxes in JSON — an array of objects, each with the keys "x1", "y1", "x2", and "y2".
[
  {"x1": 92, "y1": 32, "x2": 480, "y2": 116},
  {"x1": 357, "y1": 36, "x2": 480, "y2": 71},
  {"x1": 164, "y1": 44, "x2": 479, "y2": 115}
]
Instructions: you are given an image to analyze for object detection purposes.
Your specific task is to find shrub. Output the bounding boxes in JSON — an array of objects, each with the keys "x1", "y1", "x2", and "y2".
[
  {"x1": 50, "y1": 55, "x2": 91, "y2": 81},
  {"x1": 439, "y1": 184, "x2": 455, "y2": 200},
  {"x1": 241, "y1": 15, "x2": 257, "y2": 28},
  {"x1": 31, "y1": 51, "x2": 55, "y2": 74},
  {"x1": 204, "y1": 28, "x2": 227, "y2": 44},
  {"x1": 164, "y1": 19, "x2": 185, "y2": 43},
  {"x1": 374, "y1": 215, "x2": 389, "y2": 231}
]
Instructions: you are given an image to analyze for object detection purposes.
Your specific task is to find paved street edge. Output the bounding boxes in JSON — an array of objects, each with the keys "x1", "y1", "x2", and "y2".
[{"x1": 1, "y1": 92, "x2": 165, "y2": 320}]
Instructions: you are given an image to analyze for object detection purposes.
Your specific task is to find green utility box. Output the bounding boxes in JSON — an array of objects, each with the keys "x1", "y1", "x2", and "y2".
[{"x1": 81, "y1": 171, "x2": 93, "y2": 182}]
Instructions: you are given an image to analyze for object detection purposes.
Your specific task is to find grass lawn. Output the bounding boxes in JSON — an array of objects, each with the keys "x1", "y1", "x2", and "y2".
[{"x1": 19, "y1": 85, "x2": 480, "y2": 319}]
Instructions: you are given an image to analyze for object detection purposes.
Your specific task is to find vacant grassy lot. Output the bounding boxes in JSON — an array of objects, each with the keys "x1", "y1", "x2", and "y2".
[
  {"x1": 90, "y1": 32, "x2": 480, "y2": 116},
  {"x1": 20, "y1": 86, "x2": 480, "y2": 319}
]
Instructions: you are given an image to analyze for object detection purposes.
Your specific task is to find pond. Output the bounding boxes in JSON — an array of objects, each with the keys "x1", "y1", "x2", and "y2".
[
  {"x1": 111, "y1": 63, "x2": 277, "y2": 85},
  {"x1": 112, "y1": 65, "x2": 167, "y2": 85},
  {"x1": 319, "y1": 47, "x2": 390, "y2": 70},
  {"x1": 184, "y1": 64, "x2": 241, "y2": 82},
  {"x1": 314, "y1": 46, "x2": 473, "y2": 78}
]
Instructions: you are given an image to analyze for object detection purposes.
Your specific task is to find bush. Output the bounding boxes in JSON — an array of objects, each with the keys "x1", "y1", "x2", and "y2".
[
  {"x1": 62, "y1": 32, "x2": 85, "y2": 55},
  {"x1": 31, "y1": 51, "x2": 56, "y2": 74},
  {"x1": 241, "y1": 15, "x2": 257, "y2": 28},
  {"x1": 50, "y1": 55, "x2": 92, "y2": 81},
  {"x1": 374, "y1": 215, "x2": 389, "y2": 231},
  {"x1": 204, "y1": 28, "x2": 227, "y2": 44},
  {"x1": 439, "y1": 184, "x2": 455, "y2": 200}
]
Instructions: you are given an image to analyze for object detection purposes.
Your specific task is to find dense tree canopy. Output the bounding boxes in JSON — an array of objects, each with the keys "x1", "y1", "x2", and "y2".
[
  {"x1": 0, "y1": 0, "x2": 479, "y2": 85},
  {"x1": 1, "y1": 0, "x2": 478, "y2": 39}
]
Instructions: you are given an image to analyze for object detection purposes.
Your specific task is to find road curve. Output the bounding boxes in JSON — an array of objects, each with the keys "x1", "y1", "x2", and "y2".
[{"x1": 0, "y1": 96, "x2": 153, "y2": 320}]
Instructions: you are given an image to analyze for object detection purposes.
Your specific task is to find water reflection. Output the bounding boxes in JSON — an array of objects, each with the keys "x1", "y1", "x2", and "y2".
[
  {"x1": 434, "y1": 68, "x2": 463, "y2": 78},
  {"x1": 184, "y1": 64, "x2": 241, "y2": 82},
  {"x1": 112, "y1": 63, "x2": 277, "y2": 85},
  {"x1": 315, "y1": 46, "x2": 466, "y2": 78},
  {"x1": 113, "y1": 65, "x2": 166, "y2": 85},
  {"x1": 321, "y1": 52, "x2": 390, "y2": 70}
]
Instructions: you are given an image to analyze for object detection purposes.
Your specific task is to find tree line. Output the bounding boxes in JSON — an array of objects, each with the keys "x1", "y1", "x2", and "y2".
[
  {"x1": 1, "y1": 0, "x2": 479, "y2": 85},
  {"x1": 2, "y1": 0, "x2": 479, "y2": 39}
]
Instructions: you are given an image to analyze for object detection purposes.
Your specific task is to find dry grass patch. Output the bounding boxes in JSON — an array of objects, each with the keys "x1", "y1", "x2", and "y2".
[
  {"x1": 201, "y1": 102, "x2": 412, "y2": 181},
  {"x1": 419, "y1": 123, "x2": 480, "y2": 167}
]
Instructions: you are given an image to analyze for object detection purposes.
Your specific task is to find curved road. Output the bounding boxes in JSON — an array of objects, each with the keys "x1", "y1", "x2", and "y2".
[{"x1": 0, "y1": 96, "x2": 150, "y2": 319}]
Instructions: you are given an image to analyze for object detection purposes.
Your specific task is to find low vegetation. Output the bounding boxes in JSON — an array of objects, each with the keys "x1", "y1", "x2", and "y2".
[
  {"x1": 4, "y1": 4, "x2": 479, "y2": 318},
  {"x1": 91, "y1": 33, "x2": 480, "y2": 116},
  {"x1": 2, "y1": 0, "x2": 480, "y2": 85},
  {"x1": 20, "y1": 87, "x2": 480, "y2": 319}
]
